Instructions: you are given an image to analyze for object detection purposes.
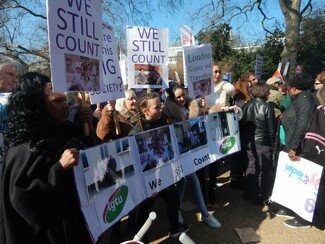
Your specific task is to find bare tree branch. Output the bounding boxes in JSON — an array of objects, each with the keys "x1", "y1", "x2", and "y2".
[{"x1": 301, "y1": 0, "x2": 312, "y2": 15}]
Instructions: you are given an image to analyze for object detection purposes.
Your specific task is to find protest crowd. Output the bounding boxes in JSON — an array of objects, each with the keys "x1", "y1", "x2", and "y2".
[
  {"x1": 0, "y1": 51, "x2": 324, "y2": 244},
  {"x1": 0, "y1": 2, "x2": 324, "y2": 244}
]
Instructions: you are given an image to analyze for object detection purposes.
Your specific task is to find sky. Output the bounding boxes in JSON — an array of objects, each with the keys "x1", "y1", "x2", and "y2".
[{"x1": 146, "y1": 0, "x2": 320, "y2": 46}]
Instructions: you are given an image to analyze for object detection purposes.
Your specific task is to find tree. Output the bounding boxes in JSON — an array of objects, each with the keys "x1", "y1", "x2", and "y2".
[
  {"x1": 298, "y1": 9, "x2": 325, "y2": 77},
  {"x1": 192, "y1": 0, "x2": 314, "y2": 80},
  {"x1": 196, "y1": 23, "x2": 233, "y2": 62},
  {"x1": 278, "y1": 0, "x2": 312, "y2": 79}
]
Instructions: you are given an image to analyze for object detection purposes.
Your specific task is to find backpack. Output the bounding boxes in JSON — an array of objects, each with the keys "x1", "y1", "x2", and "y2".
[{"x1": 301, "y1": 105, "x2": 325, "y2": 166}]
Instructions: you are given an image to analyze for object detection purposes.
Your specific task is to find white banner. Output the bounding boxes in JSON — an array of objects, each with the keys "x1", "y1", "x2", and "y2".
[
  {"x1": 271, "y1": 151, "x2": 323, "y2": 222},
  {"x1": 46, "y1": 0, "x2": 103, "y2": 92},
  {"x1": 126, "y1": 26, "x2": 169, "y2": 89},
  {"x1": 74, "y1": 111, "x2": 240, "y2": 241},
  {"x1": 183, "y1": 44, "x2": 214, "y2": 99},
  {"x1": 89, "y1": 24, "x2": 125, "y2": 104}
]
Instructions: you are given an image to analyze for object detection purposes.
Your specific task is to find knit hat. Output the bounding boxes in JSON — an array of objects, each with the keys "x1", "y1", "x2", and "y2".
[{"x1": 289, "y1": 72, "x2": 314, "y2": 91}]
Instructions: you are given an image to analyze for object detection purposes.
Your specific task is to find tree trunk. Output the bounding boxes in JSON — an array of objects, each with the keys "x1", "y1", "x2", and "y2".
[{"x1": 279, "y1": 0, "x2": 302, "y2": 80}]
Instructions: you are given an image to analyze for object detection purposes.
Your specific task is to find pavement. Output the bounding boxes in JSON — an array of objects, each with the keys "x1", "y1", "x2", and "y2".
[{"x1": 100, "y1": 162, "x2": 325, "y2": 244}]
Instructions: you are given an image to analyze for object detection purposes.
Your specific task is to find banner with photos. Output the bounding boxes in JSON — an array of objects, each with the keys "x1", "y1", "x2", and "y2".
[
  {"x1": 46, "y1": 0, "x2": 103, "y2": 92},
  {"x1": 271, "y1": 151, "x2": 323, "y2": 222},
  {"x1": 74, "y1": 111, "x2": 240, "y2": 241},
  {"x1": 126, "y1": 26, "x2": 169, "y2": 89}
]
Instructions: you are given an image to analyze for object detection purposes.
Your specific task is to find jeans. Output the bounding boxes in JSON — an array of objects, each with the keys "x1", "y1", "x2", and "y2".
[{"x1": 177, "y1": 172, "x2": 209, "y2": 217}]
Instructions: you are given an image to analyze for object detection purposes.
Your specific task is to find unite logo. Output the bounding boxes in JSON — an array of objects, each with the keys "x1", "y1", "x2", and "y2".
[
  {"x1": 103, "y1": 185, "x2": 128, "y2": 223},
  {"x1": 220, "y1": 136, "x2": 236, "y2": 154}
]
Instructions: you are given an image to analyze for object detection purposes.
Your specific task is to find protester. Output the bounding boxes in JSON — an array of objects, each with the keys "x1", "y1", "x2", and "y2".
[
  {"x1": 0, "y1": 72, "x2": 92, "y2": 244},
  {"x1": 266, "y1": 76, "x2": 284, "y2": 118},
  {"x1": 199, "y1": 64, "x2": 235, "y2": 205},
  {"x1": 228, "y1": 79, "x2": 252, "y2": 189},
  {"x1": 115, "y1": 89, "x2": 138, "y2": 125},
  {"x1": 0, "y1": 54, "x2": 23, "y2": 92},
  {"x1": 205, "y1": 64, "x2": 236, "y2": 109},
  {"x1": 295, "y1": 64, "x2": 304, "y2": 75},
  {"x1": 0, "y1": 55, "x2": 23, "y2": 162},
  {"x1": 96, "y1": 100, "x2": 133, "y2": 142},
  {"x1": 309, "y1": 70, "x2": 325, "y2": 231},
  {"x1": 314, "y1": 71, "x2": 325, "y2": 104},
  {"x1": 163, "y1": 83, "x2": 221, "y2": 229},
  {"x1": 271, "y1": 72, "x2": 315, "y2": 228},
  {"x1": 241, "y1": 83, "x2": 276, "y2": 205},
  {"x1": 129, "y1": 92, "x2": 189, "y2": 241},
  {"x1": 233, "y1": 79, "x2": 252, "y2": 107},
  {"x1": 241, "y1": 71, "x2": 258, "y2": 86},
  {"x1": 67, "y1": 92, "x2": 100, "y2": 145}
]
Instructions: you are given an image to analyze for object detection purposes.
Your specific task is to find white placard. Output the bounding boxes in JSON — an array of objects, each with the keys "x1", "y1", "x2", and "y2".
[
  {"x1": 46, "y1": 0, "x2": 103, "y2": 92},
  {"x1": 127, "y1": 26, "x2": 169, "y2": 89},
  {"x1": 271, "y1": 151, "x2": 323, "y2": 222},
  {"x1": 183, "y1": 44, "x2": 214, "y2": 99},
  {"x1": 180, "y1": 25, "x2": 195, "y2": 46},
  {"x1": 89, "y1": 24, "x2": 125, "y2": 104}
]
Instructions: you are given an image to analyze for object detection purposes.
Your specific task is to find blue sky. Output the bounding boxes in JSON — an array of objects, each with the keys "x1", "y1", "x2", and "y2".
[{"x1": 147, "y1": 0, "x2": 321, "y2": 46}]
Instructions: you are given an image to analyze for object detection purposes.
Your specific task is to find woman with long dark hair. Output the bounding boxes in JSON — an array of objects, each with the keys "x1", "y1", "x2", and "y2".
[{"x1": 0, "y1": 72, "x2": 92, "y2": 244}]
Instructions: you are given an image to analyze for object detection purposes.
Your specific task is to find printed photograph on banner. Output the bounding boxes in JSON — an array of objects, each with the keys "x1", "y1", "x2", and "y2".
[
  {"x1": 193, "y1": 78, "x2": 212, "y2": 99},
  {"x1": 80, "y1": 139, "x2": 135, "y2": 201},
  {"x1": 173, "y1": 116, "x2": 207, "y2": 155},
  {"x1": 65, "y1": 54, "x2": 100, "y2": 91},
  {"x1": 134, "y1": 126, "x2": 174, "y2": 172},
  {"x1": 134, "y1": 64, "x2": 163, "y2": 85},
  {"x1": 206, "y1": 112, "x2": 223, "y2": 141}
]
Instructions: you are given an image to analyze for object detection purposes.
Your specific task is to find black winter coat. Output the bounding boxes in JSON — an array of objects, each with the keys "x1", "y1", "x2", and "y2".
[
  {"x1": 242, "y1": 97, "x2": 276, "y2": 146},
  {"x1": 0, "y1": 123, "x2": 92, "y2": 244},
  {"x1": 281, "y1": 91, "x2": 315, "y2": 151}
]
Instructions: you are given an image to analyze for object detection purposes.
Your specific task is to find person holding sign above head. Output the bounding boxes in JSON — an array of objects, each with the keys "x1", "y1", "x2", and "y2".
[
  {"x1": 0, "y1": 72, "x2": 92, "y2": 244},
  {"x1": 129, "y1": 92, "x2": 189, "y2": 241},
  {"x1": 163, "y1": 83, "x2": 221, "y2": 229}
]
